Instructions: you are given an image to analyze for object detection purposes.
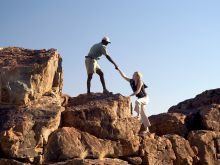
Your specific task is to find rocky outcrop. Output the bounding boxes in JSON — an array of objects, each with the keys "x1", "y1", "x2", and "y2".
[
  {"x1": 45, "y1": 93, "x2": 142, "y2": 163},
  {"x1": 150, "y1": 88, "x2": 220, "y2": 165},
  {"x1": 0, "y1": 96, "x2": 64, "y2": 162},
  {"x1": 149, "y1": 113, "x2": 187, "y2": 137},
  {"x1": 199, "y1": 104, "x2": 220, "y2": 131},
  {"x1": 150, "y1": 92, "x2": 220, "y2": 137},
  {"x1": 0, "y1": 47, "x2": 63, "y2": 105},
  {"x1": 188, "y1": 130, "x2": 220, "y2": 165},
  {"x1": 125, "y1": 157, "x2": 142, "y2": 165},
  {"x1": 44, "y1": 127, "x2": 140, "y2": 163},
  {"x1": 140, "y1": 135, "x2": 176, "y2": 165},
  {"x1": 0, "y1": 47, "x2": 219, "y2": 165},
  {"x1": 0, "y1": 159, "x2": 31, "y2": 165},
  {"x1": 47, "y1": 158, "x2": 130, "y2": 165},
  {"x1": 165, "y1": 134, "x2": 198, "y2": 165},
  {"x1": 0, "y1": 47, "x2": 64, "y2": 164},
  {"x1": 62, "y1": 93, "x2": 141, "y2": 141},
  {"x1": 168, "y1": 88, "x2": 220, "y2": 115}
]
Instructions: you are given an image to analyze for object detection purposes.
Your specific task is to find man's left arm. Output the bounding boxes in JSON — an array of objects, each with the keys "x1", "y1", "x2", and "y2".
[
  {"x1": 105, "y1": 55, "x2": 118, "y2": 69},
  {"x1": 102, "y1": 46, "x2": 118, "y2": 69}
]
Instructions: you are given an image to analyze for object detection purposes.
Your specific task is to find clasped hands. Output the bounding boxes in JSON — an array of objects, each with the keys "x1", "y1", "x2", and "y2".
[{"x1": 114, "y1": 64, "x2": 134, "y2": 97}]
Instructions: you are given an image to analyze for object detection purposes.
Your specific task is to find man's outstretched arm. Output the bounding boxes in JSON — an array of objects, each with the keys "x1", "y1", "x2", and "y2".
[
  {"x1": 105, "y1": 55, "x2": 118, "y2": 69},
  {"x1": 117, "y1": 68, "x2": 130, "y2": 82}
]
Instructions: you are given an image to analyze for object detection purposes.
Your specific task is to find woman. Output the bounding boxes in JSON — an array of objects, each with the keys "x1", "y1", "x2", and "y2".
[{"x1": 117, "y1": 68, "x2": 151, "y2": 134}]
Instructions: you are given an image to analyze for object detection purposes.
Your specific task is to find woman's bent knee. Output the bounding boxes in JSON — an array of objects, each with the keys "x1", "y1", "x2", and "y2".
[{"x1": 135, "y1": 100, "x2": 140, "y2": 105}]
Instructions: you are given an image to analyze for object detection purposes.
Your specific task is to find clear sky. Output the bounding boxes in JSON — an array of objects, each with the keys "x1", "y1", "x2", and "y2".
[{"x1": 1, "y1": 0, "x2": 220, "y2": 116}]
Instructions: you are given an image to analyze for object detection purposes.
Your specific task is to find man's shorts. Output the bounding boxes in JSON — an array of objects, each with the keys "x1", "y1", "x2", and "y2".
[{"x1": 85, "y1": 58, "x2": 101, "y2": 74}]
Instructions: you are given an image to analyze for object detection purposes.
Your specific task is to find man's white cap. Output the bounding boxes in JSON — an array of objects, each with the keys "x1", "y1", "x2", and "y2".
[{"x1": 102, "y1": 36, "x2": 111, "y2": 43}]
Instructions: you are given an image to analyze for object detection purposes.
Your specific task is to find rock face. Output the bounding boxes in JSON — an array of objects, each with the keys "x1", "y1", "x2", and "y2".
[
  {"x1": 0, "y1": 96, "x2": 64, "y2": 161},
  {"x1": 168, "y1": 88, "x2": 220, "y2": 115},
  {"x1": 149, "y1": 113, "x2": 187, "y2": 137},
  {"x1": 0, "y1": 159, "x2": 31, "y2": 165},
  {"x1": 140, "y1": 135, "x2": 176, "y2": 165},
  {"x1": 199, "y1": 104, "x2": 220, "y2": 131},
  {"x1": 165, "y1": 134, "x2": 198, "y2": 165},
  {"x1": 47, "y1": 158, "x2": 130, "y2": 165},
  {"x1": 1, "y1": 47, "x2": 220, "y2": 165},
  {"x1": 45, "y1": 93, "x2": 141, "y2": 163},
  {"x1": 0, "y1": 47, "x2": 63, "y2": 105},
  {"x1": 44, "y1": 127, "x2": 139, "y2": 162},
  {"x1": 150, "y1": 88, "x2": 220, "y2": 165},
  {"x1": 0, "y1": 47, "x2": 64, "y2": 164},
  {"x1": 62, "y1": 93, "x2": 141, "y2": 141},
  {"x1": 188, "y1": 131, "x2": 220, "y2": 165}
]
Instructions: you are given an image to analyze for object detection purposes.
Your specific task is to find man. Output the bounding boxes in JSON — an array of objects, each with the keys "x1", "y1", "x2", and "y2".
[{"x1": 85, "y1": 37, "x2": 118, "y2": 94}]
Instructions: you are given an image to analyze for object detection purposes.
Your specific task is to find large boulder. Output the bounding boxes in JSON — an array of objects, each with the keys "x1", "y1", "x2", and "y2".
[
  {"x1": 0, "y1": 95, "x2": 64, "y2": 162},
  {"x1": 62, "y1": 93, "x2": 141, "y2": 141},
  {"x1": 165, "y1": 134, "x2": 198, "y2": 165},
  {"x1": 149, "y1": 113, "x2": 187, "y2": 137},
  {"x1": 47, "y1": 158, "x2": 129, "y2": 165},
  {"x1": 0, "y1": 47, "x2": 63, "y2": 105},
  {"x1": 0, "y1": 159, "x2": 31, "y2": 165},
  {"x1": 168, "y1": 88, "x2": 220, "y2": 115},
  {"x1": 199, "y1": 104, "x2": 220, "y2": 131},
  {"x1": 124, "y1": 157, "x2": 142, "y2": 165},
  {"x1": 168, "y1": 89, "x2": 220, "y2": 132},
  {"x1": 65, "y1": 93, "x2": 131, "y2": 119},
  {"x1": 140, "y1": 135, "x2": 176, "y2": 165},
  {"x1": 44, "y1": 127, "x2": 140, "y2": 163},
  {"x1": 188, "y1": 130, "x2": 220, "y2": 165},
  {"x1": 0, "y1": 47, "x2": 64, "y2": 163}
]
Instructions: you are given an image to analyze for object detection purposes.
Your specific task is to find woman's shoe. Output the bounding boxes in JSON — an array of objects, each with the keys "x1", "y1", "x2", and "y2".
[{"x1": 140, "y1": 131, "x2": 151, "y2": 137}]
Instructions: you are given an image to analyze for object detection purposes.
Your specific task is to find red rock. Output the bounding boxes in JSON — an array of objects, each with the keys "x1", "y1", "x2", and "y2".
[
  {"x1": 44, "y1": 127, "x2": 140, "y2": 163},
  {"x1": 168, "y1": 88, "x2": 220, "y2": 115},
  {"x1": 188, "y1": 130, "x2": 220, "y2": 165},
  {"x1": 0, "y1": 96, "x2": 64, "y2": 162},
  {"x1": 149, "y1": 113, "x2": 187, "y2": 136},
  {"x1": 47, "y1": 158, "x2": 129, "y2": 165},
  {"x1": 62, "y1": 93, "x2": 140, "y2": 141},
  {"x1": 168, "y1": 89, "x2": 220, "y2": 132},
  {"x1": 140, "y1": 135, "x2": 176, "y2": 165},
  {"x1": 1, "y1": 47, "x2": 220, "y2": 165},
  {"x1": 0, "y1": 159, "x2": 31, "y2": 165},
  {"x1": 125, "y1": 157, "x2": 142, "y2": 165},
  {"x1": 165, "y1": 134, "x2": 198, "y2": 165},
  {"x1": 66, "y1": 93, "x2": 131, "y2": 119},
  {"x1": 0, "y1": 47, "x2": 63, "y2": 105},
  {"x1": 199, "y1": 104, "x2": 220, "y2": 131}
]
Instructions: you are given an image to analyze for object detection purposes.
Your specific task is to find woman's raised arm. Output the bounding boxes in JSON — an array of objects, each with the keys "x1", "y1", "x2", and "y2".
[{"x1": 117, "y1": 68, "x2": 130, "y2": 82}]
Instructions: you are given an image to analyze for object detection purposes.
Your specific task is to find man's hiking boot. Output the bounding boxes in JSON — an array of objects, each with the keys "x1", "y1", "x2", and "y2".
[{"x1": 103, "y1": 89, "x2": 113, "y2": 95}]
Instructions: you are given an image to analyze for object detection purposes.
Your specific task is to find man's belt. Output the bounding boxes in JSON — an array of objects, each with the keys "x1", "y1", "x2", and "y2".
[
  {"x1": 85, "y1": 56, "x2": 99, "y2": 60},
  {"x1": 85, "y1": 56, "x2": 94, "y2": 59}
]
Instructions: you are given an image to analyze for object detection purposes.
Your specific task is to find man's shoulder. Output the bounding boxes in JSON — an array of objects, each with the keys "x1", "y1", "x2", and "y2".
[
  {"x1": 91, "y1": 42, "x2": 104, "y2": 48},
  {"x1": 91, "y1": 42, "x2": 99, "y2": 47}
]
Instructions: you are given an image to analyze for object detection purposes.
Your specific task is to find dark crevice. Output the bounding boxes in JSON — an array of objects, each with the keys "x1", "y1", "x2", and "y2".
[{"x1": 185, "y1": 112, "x2": 203, "y2": 132}]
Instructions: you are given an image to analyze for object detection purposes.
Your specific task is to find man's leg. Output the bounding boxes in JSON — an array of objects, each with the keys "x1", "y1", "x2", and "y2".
[
  {"x1": 87, "y1": 73, "x2": 93, "y2": 94},
  {"x1": 96, "y1": 69, "x2": 108, "y2": 93}
]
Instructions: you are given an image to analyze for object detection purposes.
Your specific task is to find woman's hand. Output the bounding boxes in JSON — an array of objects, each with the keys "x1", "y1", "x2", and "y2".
[{"x1": 117, "y1": 68, "x2": 130, "y2": 82}]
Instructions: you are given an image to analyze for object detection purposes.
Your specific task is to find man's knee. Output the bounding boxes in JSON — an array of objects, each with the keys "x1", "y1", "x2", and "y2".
[
  {"x1": 87, "y1": 74, "x2": 93, "y2": 80},
  {"x1": 97, "y1": 69, "x2": 104, "y2": 77}
]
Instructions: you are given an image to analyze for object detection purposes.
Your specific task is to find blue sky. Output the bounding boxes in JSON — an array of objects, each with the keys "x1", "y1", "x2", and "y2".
[{"x1": 1, "y1": 0, "x2": 220, "y2": 115}]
